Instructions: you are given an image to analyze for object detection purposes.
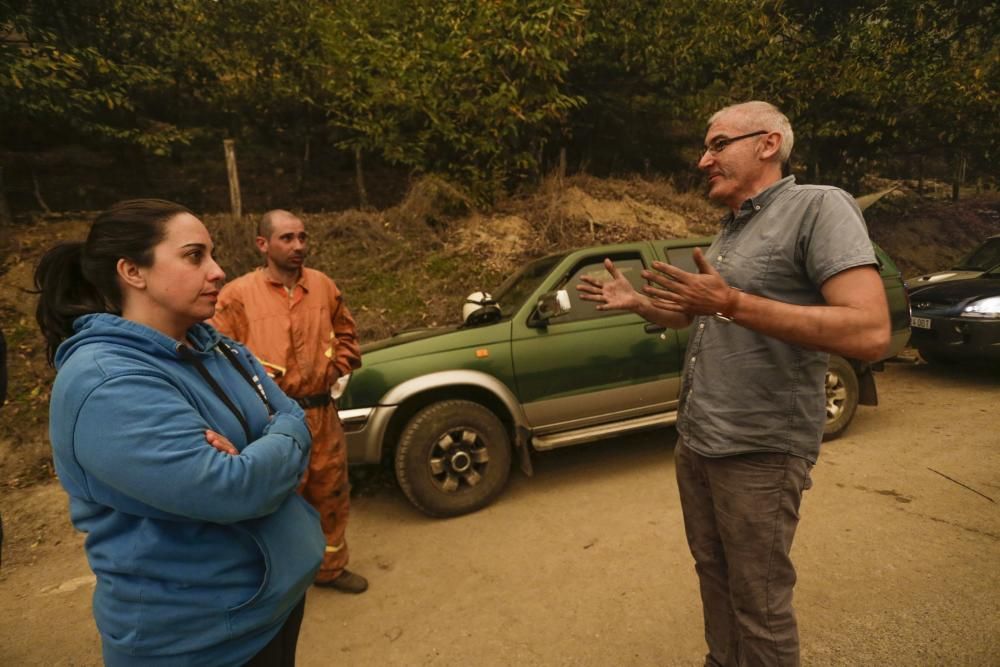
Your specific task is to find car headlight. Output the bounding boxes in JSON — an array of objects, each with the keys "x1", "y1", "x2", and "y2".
[
  {"x1": 962, "y1": 296, "x2": 1000, "y2": 319},
  {"x1": 331, "y1": 372, "x2": 351, "y2": 400}
]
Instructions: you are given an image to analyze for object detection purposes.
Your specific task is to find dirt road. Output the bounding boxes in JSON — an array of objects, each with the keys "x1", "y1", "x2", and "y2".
[{"x1": 2, "y1": 358, "x2": 998, "y2": 666}]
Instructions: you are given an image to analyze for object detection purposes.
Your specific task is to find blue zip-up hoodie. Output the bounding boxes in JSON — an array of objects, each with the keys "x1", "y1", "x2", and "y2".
[{"x1": 50, "y1": 314, "x2": 324, "y2": 666}]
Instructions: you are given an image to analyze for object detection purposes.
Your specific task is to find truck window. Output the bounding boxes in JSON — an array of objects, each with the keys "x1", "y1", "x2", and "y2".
[
  {"x1": 556, "y1": 255, "x2": 646, "y2": 323},
  {"x1": 664, "y1": 246, "x2": 700, "y2": 274}
]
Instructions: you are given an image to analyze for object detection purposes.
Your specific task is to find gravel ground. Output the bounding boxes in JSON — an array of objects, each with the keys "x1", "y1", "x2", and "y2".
[{"x1": 2, "y1": 358, "x2": 998, "y2": 666}]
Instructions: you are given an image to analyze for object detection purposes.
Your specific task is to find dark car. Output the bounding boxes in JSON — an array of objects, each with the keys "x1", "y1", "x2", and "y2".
[
  {"x1": 908, "y1": 234, "x2": 1000, "y2": 289},
  {"x1": 908, "y1": 266, "x2": 1000, "y2": 363}
]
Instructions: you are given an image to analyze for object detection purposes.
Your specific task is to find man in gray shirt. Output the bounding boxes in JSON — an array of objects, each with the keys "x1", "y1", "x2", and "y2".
[{"x1": 578, "y1": 101, "x2": 890, "y2": 666}]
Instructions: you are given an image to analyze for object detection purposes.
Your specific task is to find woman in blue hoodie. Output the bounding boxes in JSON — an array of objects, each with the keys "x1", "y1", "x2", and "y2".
[{"x1": 35, "y1": 199, "x2": 325, "y2": 666}]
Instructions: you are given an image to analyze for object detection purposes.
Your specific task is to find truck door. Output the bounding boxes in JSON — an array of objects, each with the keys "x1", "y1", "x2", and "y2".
[{"x1": 510, "y1": 248, "x2": 683, "y2": 434}]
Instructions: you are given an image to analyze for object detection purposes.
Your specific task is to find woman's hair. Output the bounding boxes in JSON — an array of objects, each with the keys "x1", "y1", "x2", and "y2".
[{"x1": 34, "y1": 199, "x2": 193, "y2": 363}]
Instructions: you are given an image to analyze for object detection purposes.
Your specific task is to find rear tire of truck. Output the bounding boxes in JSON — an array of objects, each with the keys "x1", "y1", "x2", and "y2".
[
  {"x1": 395, "y1": 400, "x2": 512, "y2": 518},
  {"x1": 823, "y1": 355, "x2": 859, "y2": 442}
]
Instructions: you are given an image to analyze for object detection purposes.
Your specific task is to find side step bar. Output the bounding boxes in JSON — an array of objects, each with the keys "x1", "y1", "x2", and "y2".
[{"x1": 531, "y1": 412, "x2": 678, "y2": 451}]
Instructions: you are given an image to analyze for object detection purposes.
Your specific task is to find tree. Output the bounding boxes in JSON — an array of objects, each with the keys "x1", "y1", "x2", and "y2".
[
  {"x1": 1, "y1": 0, "x2": 995, "y2": 211},
  {"x1": 0, "y1": 1, "x2": 195, "y2": 155},
  {"x1": 567, "y1": 0, "x2": 780, "y2": 176},
  {"x1": 320, "y1": 0, "x2": 588, "y2": 201},
  {"x1": 723, "y1": 0, "x2": 1000, "y2": 191}
]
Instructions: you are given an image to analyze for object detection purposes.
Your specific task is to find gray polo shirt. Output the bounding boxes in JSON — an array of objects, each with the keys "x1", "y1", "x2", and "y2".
[{"x1": 675, "y1": 176, "x2": 876, "y2": 463}]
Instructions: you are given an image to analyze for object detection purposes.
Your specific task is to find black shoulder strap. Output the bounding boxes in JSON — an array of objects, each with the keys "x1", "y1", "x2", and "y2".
[
  {"x1": 176, "y1": 344, "x2": 253, "y2": 443},
  {"x1": 217, "y1": 342, "x2": 275, "y2": 416}
]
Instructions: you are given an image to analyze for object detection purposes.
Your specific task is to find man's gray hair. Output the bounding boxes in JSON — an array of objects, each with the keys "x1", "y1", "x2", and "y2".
[{"x1": 710, "y1": 101, "x2": 794, "y2": 163}]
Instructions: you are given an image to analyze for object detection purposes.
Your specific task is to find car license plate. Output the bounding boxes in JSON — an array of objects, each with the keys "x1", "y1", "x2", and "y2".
[{"x1": 912, "y1": 317, "x2": 932, "y2": 329}]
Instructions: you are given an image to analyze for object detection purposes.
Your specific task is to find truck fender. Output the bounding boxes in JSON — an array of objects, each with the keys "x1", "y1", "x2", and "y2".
[{"x1": 381, "y1": 370, "x2": 534, "y2": 475}]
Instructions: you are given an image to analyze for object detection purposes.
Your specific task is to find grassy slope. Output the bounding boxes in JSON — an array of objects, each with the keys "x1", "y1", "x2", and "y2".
[{"x1": 1, "y1": 177, "x2": 998, "y2": 490}]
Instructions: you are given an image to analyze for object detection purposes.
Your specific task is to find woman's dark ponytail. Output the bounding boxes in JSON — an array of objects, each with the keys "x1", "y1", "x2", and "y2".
[
  {"x1": 34, "y1": 242, "x2": 109, "y2": 364},
  {"x1": 33, "y1": 198, "x2": 193, "y2": 365}
]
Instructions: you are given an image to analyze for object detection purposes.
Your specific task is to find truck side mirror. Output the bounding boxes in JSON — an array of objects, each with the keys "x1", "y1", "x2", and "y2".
[{"x1": 529, "y1": 289, "x2": 571, "y2": 327}]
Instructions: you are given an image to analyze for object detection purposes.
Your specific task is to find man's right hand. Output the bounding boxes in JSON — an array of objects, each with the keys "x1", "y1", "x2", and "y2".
[{"x1": 576, "y1": 258, "x2": 642, "y2": 312}]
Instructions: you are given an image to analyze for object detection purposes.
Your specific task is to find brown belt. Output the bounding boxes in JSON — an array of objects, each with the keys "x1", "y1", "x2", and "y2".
[{"x1": 293, "y1": 393, "x2": 331, "y2": 410}]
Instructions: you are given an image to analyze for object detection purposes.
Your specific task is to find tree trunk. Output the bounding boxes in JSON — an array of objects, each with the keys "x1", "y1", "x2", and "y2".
[
  {"x1": 354, "y1": 146, "x2": 369, "y2": 209},
  {"x1": 0, "y1": 166, "x2": 14, "y2": 225},
  {"x1": 952, "y1": 154, "x2": 966, "y2": 202},
  {"x1": 223, "y1": 139, "x2": 242, "y2": 223},
  {"x1": 32, "y1": 169, "x2": 53, "y2": 215},
  {"x1": 558, "y1": 147, "x2": 567, "y2": 184}
]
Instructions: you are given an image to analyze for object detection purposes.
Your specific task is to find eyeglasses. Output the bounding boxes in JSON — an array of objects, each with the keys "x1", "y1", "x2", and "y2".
[{"x1": 704, "y1": 130, "x2": 768, "y2": 154}]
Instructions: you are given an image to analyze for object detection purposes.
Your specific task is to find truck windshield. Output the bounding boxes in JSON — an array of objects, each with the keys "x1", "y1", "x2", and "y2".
[{"x1": 493, "y1": 254, "x2": 565, "y2": 314}]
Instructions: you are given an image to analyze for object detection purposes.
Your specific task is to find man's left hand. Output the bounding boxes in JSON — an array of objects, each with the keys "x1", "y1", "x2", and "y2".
[{"x1": 642, "y1": 248, "x2": 739, "y2": 317}]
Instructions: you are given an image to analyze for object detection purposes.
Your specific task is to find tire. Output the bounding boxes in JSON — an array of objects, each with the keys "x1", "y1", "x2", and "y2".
[
  {"x1": 395, "y1": 400, "x2": 512, "y2": 518},
  {"x1": 823, "y1": 355, "x2": 859, "y2": 442}
]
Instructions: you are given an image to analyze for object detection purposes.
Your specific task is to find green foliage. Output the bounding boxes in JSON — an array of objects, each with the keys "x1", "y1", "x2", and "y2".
[
  {"x1": 0, "y1": 0, "x2": 335, "y2": 154},
  {"x1": 722, "y1": 0, "x2": 1000, "y2": 187},
  {"x1": 568, "y1": 0, "x2": 779, "y2": 171},
  {"x1": 320, "y1": 0, "x2": 588, "y2": 201},
  {"x1": 0, "y1": 0, "x2": 192, "y2": 153},
  {"x1": 168, "y1": 0, "x2": 335, "y2": 142},
  {"x1": 0, "y1": 0, "x2": 996, "y2": 201}
]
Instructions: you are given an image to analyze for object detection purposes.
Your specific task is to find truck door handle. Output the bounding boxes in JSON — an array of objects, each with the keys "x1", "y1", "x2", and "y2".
[{"x1": 644, "y1": 323, "x2": 666, "y2": 334}]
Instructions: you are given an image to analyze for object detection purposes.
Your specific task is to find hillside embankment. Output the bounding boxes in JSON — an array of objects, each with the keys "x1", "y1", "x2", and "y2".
[{"x1": 1, "y1": 175, "x2": 998, "y2": 496}]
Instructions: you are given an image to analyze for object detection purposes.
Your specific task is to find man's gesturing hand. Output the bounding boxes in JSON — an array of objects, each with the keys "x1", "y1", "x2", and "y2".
[
  {"x1": 642, "y1": 248, "x2": 740, "y2": 317},
  {"x1": 576, "y1": 258, "x2": 642, "y2": 312}
]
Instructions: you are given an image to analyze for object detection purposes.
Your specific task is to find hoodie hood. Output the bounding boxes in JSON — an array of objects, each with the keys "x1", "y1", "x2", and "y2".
[{"x1": 55, "y1": 313, "x2": 223, "y2": 370}]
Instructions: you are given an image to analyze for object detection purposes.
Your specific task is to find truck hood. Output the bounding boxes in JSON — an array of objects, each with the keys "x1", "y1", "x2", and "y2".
[
  {"x1": 362, "y1": 325, "x2": 459, "y2": 353},
  {"x1": 360, "y1": 320, "x2": 513, "y2": 364}
]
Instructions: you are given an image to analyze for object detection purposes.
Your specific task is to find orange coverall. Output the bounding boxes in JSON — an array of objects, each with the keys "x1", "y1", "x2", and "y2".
[{"x1": 210, "y1": 267, "x2": 362, "y2": 583}]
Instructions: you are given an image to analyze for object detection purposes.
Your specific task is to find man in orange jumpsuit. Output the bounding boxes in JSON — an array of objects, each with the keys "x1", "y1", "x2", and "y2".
[{"x1": 211, "y1": 209, "x2": 367, "y2": 593}]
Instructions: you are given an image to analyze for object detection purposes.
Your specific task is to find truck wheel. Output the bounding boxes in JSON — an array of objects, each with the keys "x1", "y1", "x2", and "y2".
[
  {"x1": 823, "y1": 355, "x2": 859, "y2": 441},
  {"x1": 395, "y1": 400, "x2": 511, "y2": 518}
]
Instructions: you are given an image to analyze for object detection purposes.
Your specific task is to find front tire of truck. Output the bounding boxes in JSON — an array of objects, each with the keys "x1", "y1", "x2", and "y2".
[
  {"x1": 823, "y1": 355, "x2": 859, "y2": 442},
  {"x1": 395, "y1": 400, "x2": 512, "y2": 518}
]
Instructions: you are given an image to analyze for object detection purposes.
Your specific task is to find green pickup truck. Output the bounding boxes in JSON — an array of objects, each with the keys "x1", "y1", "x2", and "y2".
[{"x1": 339, "y1": 238, "x2": 911, "y2": 517}]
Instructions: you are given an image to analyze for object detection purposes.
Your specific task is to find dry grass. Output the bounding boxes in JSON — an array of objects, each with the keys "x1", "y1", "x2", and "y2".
[
  {"x1": 864, "y1": 188, "x2": 1000, "y2": 278},
  {"x1": 3, "y1": 177, "x2": 999, "y2": 490}
]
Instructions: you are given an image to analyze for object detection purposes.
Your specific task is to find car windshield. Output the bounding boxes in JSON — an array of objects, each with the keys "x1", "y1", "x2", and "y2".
[
  {"x1": 492, "y1": 253, "x2": 565, "y2": 314},
  {"x1": 954, "y1": 237, "x2": 1000, "y2": 271}
]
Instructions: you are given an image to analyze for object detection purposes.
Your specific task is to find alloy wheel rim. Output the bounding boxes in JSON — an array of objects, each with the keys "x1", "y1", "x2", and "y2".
[
  {"x1": 428, "y1": 427, "x2": 490, "y2": 493},
  {"x1": 825, "y1": 370, "x2": 847, "y2": 420}
]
